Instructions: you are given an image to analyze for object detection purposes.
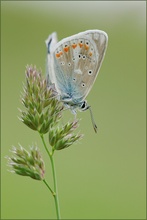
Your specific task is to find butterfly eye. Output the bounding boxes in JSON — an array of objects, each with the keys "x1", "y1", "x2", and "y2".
[
  {"x1": 88, "y1": 70, "x2": 93, "y2": 75},
  {"x1": 81, "y1": 101, "x2": 86, "y2": 109},
  {"x1": 80, "y1": 101, "x2": 89, "y2": 111}
]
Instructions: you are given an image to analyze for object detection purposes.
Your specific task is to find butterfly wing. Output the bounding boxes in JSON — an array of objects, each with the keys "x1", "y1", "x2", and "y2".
[
  {"x1": 46, "y1": 30, "x2": 108, "y2": 104},
  {"x1": 45, "y1": 32, "x2": 58, "y2": 85}
]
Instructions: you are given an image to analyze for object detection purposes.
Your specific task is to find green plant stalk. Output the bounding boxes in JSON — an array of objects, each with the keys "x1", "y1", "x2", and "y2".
[
  {"x1": 50, "y1": 152, "x2": 61, "y2": 219},
  {"x1": 40, "y1": 134, "x2": 61, "y2": 220},
  {"x1": 43, "y1": 179, "x2": 55, "y2": 196}
]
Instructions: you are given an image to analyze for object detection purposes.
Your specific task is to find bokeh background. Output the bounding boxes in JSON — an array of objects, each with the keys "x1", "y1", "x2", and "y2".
[{"x1": 1, "y1": 1, "x2": 146, "y2": 219}]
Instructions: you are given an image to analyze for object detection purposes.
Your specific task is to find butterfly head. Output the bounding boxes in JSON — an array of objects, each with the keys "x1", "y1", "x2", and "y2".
[
  {"x1": 78, "y1": 101, "x2": 98, "y2": 133},
  {"x1": 79, "y1": 100, "x2": 89, "y2": 111}
]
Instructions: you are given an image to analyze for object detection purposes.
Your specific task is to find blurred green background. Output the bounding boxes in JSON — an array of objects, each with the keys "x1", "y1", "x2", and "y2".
[{"x1": 1, "y1": 1, "x2": 146, "y2": 219}]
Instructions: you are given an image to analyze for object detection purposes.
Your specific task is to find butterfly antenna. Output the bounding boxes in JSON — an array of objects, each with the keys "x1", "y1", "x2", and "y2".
[{"x1": 89, "y1": 107, "x2": 98, "y2": 133}]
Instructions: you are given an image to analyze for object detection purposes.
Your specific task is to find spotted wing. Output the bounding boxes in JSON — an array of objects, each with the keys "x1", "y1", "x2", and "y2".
[
  {"x1": 45, "y1": 32, "x2": 58, "y2": 85},
  {"x1": 46, "y1": 30, "x2": 108, "y2": 103}
]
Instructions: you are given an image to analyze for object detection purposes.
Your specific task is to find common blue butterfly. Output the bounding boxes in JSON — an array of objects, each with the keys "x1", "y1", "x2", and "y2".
[{"x1": 45, "y1": 30, "x2": 108, "y2": 132}]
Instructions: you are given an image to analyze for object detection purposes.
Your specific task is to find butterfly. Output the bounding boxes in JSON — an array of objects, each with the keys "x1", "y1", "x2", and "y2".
[{"x1": 45, "y1": 30, "x2": 108, "y2": 133}]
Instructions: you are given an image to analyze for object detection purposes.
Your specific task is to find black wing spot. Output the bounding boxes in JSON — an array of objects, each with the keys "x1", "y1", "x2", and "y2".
[
  {"x1": 82, "y1": 55, "x2": 86, "y2": 60},
  {"x1": 88, "y1": 70, "x2": 93, "y2": 75},
  {"x1": 81, "y1": 82, "x2": 86, "y2": 87}
]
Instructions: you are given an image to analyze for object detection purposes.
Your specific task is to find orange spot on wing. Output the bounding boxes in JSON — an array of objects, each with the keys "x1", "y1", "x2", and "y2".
[
  {"x1": 84, "y1": 44, "x2": 89, "y2": 50},
  {"x1": 64, "y1": 47, "x2": 69, "y2": 52},
  {"x1": 72, "y1": 44, "x2": 77, "y2": 49},
  {"x1": 56, "y1": 53, "x2": 61, "y2": 58},
  {"x1": 79, "y1": 43, "x2": 83, "y2": 48},
  {"x1": 89, "y1": 52, "x2": 93, "y2": 56},
  {"x1": 60, "y1": 51, "x2": 63, "y2": 55}
]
